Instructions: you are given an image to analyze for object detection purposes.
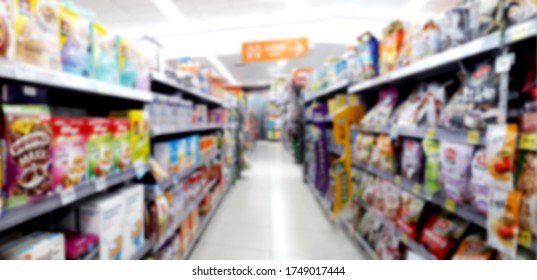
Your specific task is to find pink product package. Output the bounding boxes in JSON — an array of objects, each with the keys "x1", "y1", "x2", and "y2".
[
  {"x1": 439, "y1": 141, "x2": 474, "y2": 202},
  {"x1": 64, "y1": 232, "x2": 99, "y2": 260}
]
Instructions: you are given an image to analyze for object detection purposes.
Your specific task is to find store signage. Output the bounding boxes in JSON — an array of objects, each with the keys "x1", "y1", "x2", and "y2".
[{"x1": 241, "y1": 37, "x2": 308, "y2": 63}]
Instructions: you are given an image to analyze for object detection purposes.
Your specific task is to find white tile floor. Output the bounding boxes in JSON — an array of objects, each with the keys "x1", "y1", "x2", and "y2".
[{"x1": 189, "y1": 141, "x2": 366, "y2": 260}]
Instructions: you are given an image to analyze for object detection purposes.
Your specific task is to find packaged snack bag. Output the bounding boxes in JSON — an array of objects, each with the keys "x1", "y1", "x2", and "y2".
[
  {"x1": 487, "y1": 189, "x2": 521, "y2": 258},
  {"x1": 383, "y1": 181, "x2": 400, "y2": 220},
  {"x1": 452, "y1": 233, "x2": 494, "y2": 260},
  {"x1": 51, "y1": 117, "x2": 87, "y2": 191},
  {"x1": 360, "y1": 86, "x2": 399, "y2": 128},
  {"x1": 86, "y1": 118, "x2": 112, "y2": 181},
  {"x1": 389, "y1": 85, "x2": 428, "y2": 127},
  {"x1": 14, "y1": 0, "x2": 60, "y2": 70},
  {"x1": 379, "y1": 20, "x2": 404, "y2": 75},
  {"x1": 396, "y1": 192, "x2": 425, "y2": 239},
  {"x1": 401, "y1": 139, "x2": 424, "y2": 181},
  {"x1": 110, "y1": 118, "x2": 131, "y2": 173},
  {"x1": 91, "y1": 22, "x2": 118, "y2": 84},
  {"x1": 440, "y1": 2, "x2": 479, "y2": 49},
  {"x1": 486, "y1": 124, "x2": 517, "y2": 191},
  {"x1": 374, "y1": 135, "x2": 394, "y2": 172},
  {"x1": 59, "y1": 6, "x2": 90, "y2": 76},
  {"x1": 0, "y1": 0, "x2": 15, "y2": 60},
  {"x1": 469, "y1": 148, "x2": 489, "y2": 214},
  {"x1": 3, "y1": 105, "x2": 52, "y2": 208},
  {"x1": 422, "y1": 138, "x2": 441, "y2": 195},
  {"x1": 478, "y1": 0, "x2": 504, "y2": 36},
  {"x1": 356, "y1": 32, "x2": 379, "y2": 80},
  {"x1": 118, "y1": 36, "x2": 138, "y2": 88},
  {"x1": 375, "y1": 227, "x2": 401, "y2": 260},
  {"x1": 515, "y1": 151, "x2": 537, "y2": 235},
  {"x1": 420, "y1": 212, "x2": 469, "y2": 259},
  {"x1": 440, "y1": 141, "x2": 474, "y2": 202}
]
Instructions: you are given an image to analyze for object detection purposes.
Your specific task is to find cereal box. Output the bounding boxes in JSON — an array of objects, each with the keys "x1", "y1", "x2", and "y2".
[
  {"x1": 177, "y1": 138, "x2": 186, "y2": 172},
  {"x1": 86, "y1": 118, "x2": 112, "y2": 181},
  {"x1": 3, "y1": 105, "x2": 52, "y2": 209},
  {"x1": 51, "y1": 117, "x2": 87, "y2": 191},
  {"x1": 118, "y1": 184, "x2": 144, "y2": 260},
  {"x1": 118, "y1": 36, "x2": 137, "y2": 88},
  {"x1": 169, "y1": 140, "x2": 179, "y2": 174},
  {"x1": 91, "y1": 22, "x2": 118, "y2": 84},
  {"x1": 59, "y1": 6, "x2": 90, "y2": 76},
  {"x1": 0, "y1": 0, "x2": 15, "y2": 60},
  {"x1": 110, "y1": 118, "x2": 131, "y2": 173},
  {"x1": 14, "y1": 0, "x2": 61, "y2": 70}
]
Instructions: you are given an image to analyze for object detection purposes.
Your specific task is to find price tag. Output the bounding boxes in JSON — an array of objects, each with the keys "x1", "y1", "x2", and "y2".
[
  {"x1": 520, "y1": 134, "x2": 537, "y2": 151},
  {"x1": 394, "y1": 175, "x2": 401, "y2": 186},
  {"x1": 495, "y1": 53, "x2": 515, "y2": 74},
  {"x1": 445, "y1": 198, "x2": 457, "y2": 212},
  {"x1": 401, "y1": 234, "x2": 409, "y2": 245},
  {"x1": 412, "y1": 183, "x2": 421, "y2": 195},
  {"x1": 426, "y1": 127, "x2": 436, "y2": 139},
  {"x1": 60, "y1": 188, "x2": 77, "y2": 205},
  {"x1": 95, "y1": 177, "x2": 107, "y2": 192},
  {"x1": 510, "y1": 22, "x2": 530, "y2": 42},
  {"x1": 467, "y1": 130, "x2": 480, "y2": 145},
  {"x1": 518, "y1": 230, "x2": 533, "y2": 248}
]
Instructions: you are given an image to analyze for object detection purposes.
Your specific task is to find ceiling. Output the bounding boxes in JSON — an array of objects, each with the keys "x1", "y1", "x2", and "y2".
[{"x1": 74, "y1": 0, "x2": 442, "y2": 85}]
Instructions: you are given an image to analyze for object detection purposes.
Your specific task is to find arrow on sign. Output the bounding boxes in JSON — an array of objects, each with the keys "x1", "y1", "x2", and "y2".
[{"x1": 290, "y1": 41, "x2": 305, "y2": 56}]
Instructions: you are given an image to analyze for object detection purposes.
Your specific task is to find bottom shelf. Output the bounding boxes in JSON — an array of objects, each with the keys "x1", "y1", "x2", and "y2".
[
  {"x1": 181, "y1": 184, "x2": 231, "y2": 260},
  {"x1": 131, "y1": 240, "x2": 155, "y2": 260}
]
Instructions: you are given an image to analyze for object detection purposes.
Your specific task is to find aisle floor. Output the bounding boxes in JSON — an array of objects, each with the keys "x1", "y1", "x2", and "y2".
[{"x1": 190, "y1": 142, "x2": 365, "y2": 260}]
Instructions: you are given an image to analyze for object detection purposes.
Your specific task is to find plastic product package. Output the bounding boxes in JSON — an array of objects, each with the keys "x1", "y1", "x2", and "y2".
[
  {"x1": 477, "y1": 0, "x2": 505, "y2": 36},
  {"x1": 452, "y1": 233, "x2": 494, "y2": 260},
  {"x1": 0, "y1": 0, "x2": 15, "y2": 60},
  {"x1": 422, "y1": 138, "x2": 441, "y2": 195},
  {"x1": 389, "y1": 85, "x2": 428, "y2": 127},
  {"x1": 515, "y1": 150, "x2": 537, "y2": 235},
  {"x1": 419, "y1": 212, "x2": 469, "y2": 260},
  {"x1": 440, "y1": 1, "x2": 479, "y2": 49},
  {"x1": 469, "y1": 148, "x2": 490, "y2": 214},
  {"x1": 375, "y1": 226, "x2": 401, "y2": 260},
  {"x1": 486, "y1": 124, "x2": 518, "y2": 191},
  {"x1": 356, "y1": 32, "x2": 379, "y2": 80},
  {"x1": 439, "y1": 141, "x2": 474, "y2": 202},
  {"x1": 360, "y1": 86, "x2": 399, "y2": 128},
  {"x1": 506, "y1": 0, "x2": 537, "y2": 25},
  {"x1": 487, "y1": 189, "x2": 521, "y2": 258},
  {"x1": 396, "y1": 192, "x2": 425, "y2": 240},
  {"x1": 379, "y1": 20, "x2": 404, "y2": 75},
  {"x1": 401, "y1": 139, "x2": 424, "y2": 181}
]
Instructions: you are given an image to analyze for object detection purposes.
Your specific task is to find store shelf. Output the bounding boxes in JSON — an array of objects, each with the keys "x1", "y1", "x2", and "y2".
[
  {"x1": 0, "y1": 165, "x2": 150, "y2": 232},
  {"x1": 130, "y1": 240, "x2": 155, "y2": 260},
  {"x1": 353, "y1": 163, "x2": 487, "y2": 229},
  {"x1": 151, "y1": 72, "x2": 225, "y2": 106},
  {"x1": 154, "y1": 179, "x2": 218, "y2": 253},
  {"x1": 304, "y1": 80, "x2": 349, "y2": 104},
  {"x1": 151, "y1": 124, "x2": 224, "y2": 138},
  {"x1": 505, "y1": 19, "x2": 537, "y2": 44},
  {"x1": 182, "y1": 184, "x2": 230, "y2": 260},
  {"x1": 0, "y1": 61, "x2": 152, "y2": 103},
  {"x1": 348, "y1": 31, "x2": 501, "y2": 94},
  {"x1": 354, "y1": 125, "x2": 486, "y2": 146}
]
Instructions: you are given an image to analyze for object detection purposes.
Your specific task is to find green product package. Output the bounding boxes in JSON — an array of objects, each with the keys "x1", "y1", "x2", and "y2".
[
  {"x1": 422, "y1": 138, "x2": 440, "y2": 194},
  {"x1": 87, "y1": 118, "x2": 113, "y2": 180}
]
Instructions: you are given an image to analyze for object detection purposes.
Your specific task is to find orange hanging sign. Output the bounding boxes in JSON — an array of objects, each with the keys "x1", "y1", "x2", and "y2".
[{"x1": 241, "y1": 37, "x2": 308, "y2": 63}]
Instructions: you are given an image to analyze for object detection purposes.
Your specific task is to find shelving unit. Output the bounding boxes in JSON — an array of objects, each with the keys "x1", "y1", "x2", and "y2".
[
  {"x1": 151, "y1": 124, "x2": 224, "y2": 138},
  {"x1": 131, "y1": 240, "x2": 155, "y2": 260},
  {"x1": 304, "y1": 79, "x2": 349, "y2": 104},
  {"x1": 151, "y1": 72, "x2": 225, "y2": 106}
]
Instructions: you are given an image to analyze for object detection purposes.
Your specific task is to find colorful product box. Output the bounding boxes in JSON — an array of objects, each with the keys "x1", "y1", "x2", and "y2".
[
  {"x1": 59, "y1": 6, "x2": 90, "y2": 76},
  {"x1": 91, "y1": 22, "x2": 118, "y2": 84},
  {"x1": 118, "y1": 36, "x2": 138, "y2": 88},
  {"x1": 153, "y1": 142, "x2": 169, "y2": 175},
  {"x1": 78, "y1": 193, "x2": 125, "y2": 260},
  {"x1": 192, "y1": 135, "x2": 201, "y2": 164},
  {"x1": 118, "y1": 184, "x2": 144, "y2": 260},
  {"x1": 86, "y1": 118, "x2": 112, "y2": 181},
  {"x1": 110, "y1": 110, "x2": 150, "y2": 170},
  {"x1": 0, "y1": 232, "x2": 65, "y2": 260},
  {"x1": 0, "y1": 0, "x2": 15, "y2": 60},
  {"x1": 169, "y1": 140, "x2": 179, "y2": 174},
  {"x1": 14, "y1": 0, "x2": 61, "y2": 70},
  {"x1": 110, "y1": 118, "x2": 131, "y2": 173},
  {"x1": 3, "y1": 105, "x2": 52, "y2": 209},
  {"x1": 51, "y1": 117, "x2": 87, "y2": 191},
  {"x1": 64, "y1": 232, "x2": 99, "y2": 260},
  {"x1": 177, "y1": 138, "x2": 186, "y2": 172}
]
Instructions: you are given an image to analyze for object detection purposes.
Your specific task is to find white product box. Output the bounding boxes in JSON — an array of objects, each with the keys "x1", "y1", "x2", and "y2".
[
  {"x1": 78, "y1": 194, "x2": 125, "y2": 260},
  {"x1": 153, "y1": 142, "x2": 170, "y2": 175},
  {"x1": 118, "y1": 184, "x2": 145, "y2": 260},
  {"x1": 0, "y1": 232, "x2": 65, "y2": 260}
]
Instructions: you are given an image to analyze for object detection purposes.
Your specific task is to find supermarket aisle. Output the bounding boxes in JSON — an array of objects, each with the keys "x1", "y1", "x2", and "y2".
[{"x1": 190, "y1": 142, "x2": 364, "y2": 260}]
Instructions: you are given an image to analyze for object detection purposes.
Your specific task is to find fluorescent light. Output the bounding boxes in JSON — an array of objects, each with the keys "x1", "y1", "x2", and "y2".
[
  {"x1": 400, "y1": 0, "x2": 429, "y2": 13},
  {"x1": 152, "y1": 0, "x2": 187, "y2": 23},
  {"x1": 207, "y1": 55, "x2": 238, "y2": 85}
]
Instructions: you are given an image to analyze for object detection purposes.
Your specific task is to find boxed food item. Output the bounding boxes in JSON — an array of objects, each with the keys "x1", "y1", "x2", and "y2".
[
  {"x1": 375, "y1": 227, "x2": 401, "y2": 260},
  {"x1": 452, "y1": 233, "x2": 494, "y2": 260},
  {"x1": 422, "y1": 138, "x2": 441, "y2": 195},
  {"x1": 169, "y1": 140, "x2": 179, "y2": 174},
  {"x1": 401, "y1": 139, "x2": 424, "y2": 181},
  {"x1": 486, "y1": 124, "x2": 517, "y2": 191},
  {"x1": 110, "y1": 118, "x2": 131, "y2": 173},
  {"x1": 152, "y1": 141, "x2": 169, "y2": 176},
  {"x1": 59, "y1": 6, "x2": 90, "y2": 76},
  {"x1": 118, "y1": 36, "x2": 138, "y2": 88},
  {"x1": 78, "y1": 193, "x2": 125, "y2": 260},
  {"x1": 379, "y1": 20, "x2": 404, "y2": 75},
  {"x1": 0, "y1": 232, "x2": 65, "y2": 260},
  {"x1": 439, "y1": 141, "x2": 474, "y2": 202},
  {"x1": 3, "y1": 105, "x2": 52, "y2": 209},
  {"x1": 411, "y1": 20, "x2": 442, "y2": 62},
  {"x1": 516, "y1": 151, "x2": 537, "y2": 235},
  {"x1": 86, "y1": 118, "x2": 112, "y2": 181},
  {"x1": 440, "y1": 1, "x2": 479, "y2": 49},
  {"x1": 111, "y1": 110, "x2": 150, "y2": 170},
  {"x1": 487, "y1": 189, "x2": 521, "y2": 258},
  {"x1": 64, "y1": 232, "x2": 99, "y2": 260},
  {"x1": 118, "y1": 184, "x2": 144, "y2": 260},
  {"x1": 177, "y1": 138, "x2": 186, "y2": 172},
  {"x1": 91, "y1": 22, "x2": 118, "y2": 84},
  {"x1": 396, "y1": 192, "x2": 425, "y2": 239},
  {"x1": 14, "y1": 0, "x2": 61, "y2": 70},
  {"x1": 135, "y1": 45, "x2": 151, "y2": 91},
  {"x1": 0, "y1": 0, "x2": 15, "y2": 60},
  {"x1": 469, "y1": 148, "x2": 489, "y2": 214},
  {"x1": 51, "y1": 117, "x2": 87, "y2": 191},
  {"x1": 419, "y1": 212, "x2": 469, "y2": 259}
]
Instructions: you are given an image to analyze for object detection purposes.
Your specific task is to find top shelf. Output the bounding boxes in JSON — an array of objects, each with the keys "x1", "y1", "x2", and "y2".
[
  {"x1": 0, "y1": 60, "x2": 153, "y2": 103},
  {"x1": 303, "y1": 79, "x2": 349, "y2": 104},
  {"x1": 151, "y1": 72, "x2": 226, "y2": 107}
]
